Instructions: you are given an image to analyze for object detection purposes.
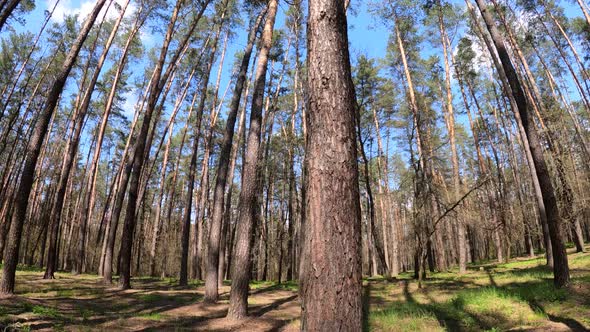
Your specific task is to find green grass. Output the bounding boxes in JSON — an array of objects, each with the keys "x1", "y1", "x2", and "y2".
[
  {"x1": 30, "y1": 305, "x2": 62, "y2": 319},
  {"x1": 56, "y1": 288, "x2": 75, "y2": 297},
  {"x1": 366, "y1": 251, "x2": 590, "y2": 331},
  {"x1": 370, "y1": 301, "x2": 444, "y2": 332},
  {"x1": 138, "y1": 312, "x2": 165, "y2": 321},
  {"x1": 571, "y1": 252, "x2": 590, "y2": 265},
  {"x1": 456, "y1": 287, "x2": 546, "y2": 326},
  {"x1": 2, "y1": 249, "x2": 588, "y2": 331},
  {"x1": 77, "y1": 307, "x2": 93, "y2": 321},
  {"x1": 12, "y1": 265, "x2": 45, "y2": 273},
  {"x1": 250, "y1": 280, "x2": 298, "y2": 292},
  {"x1": 137, "y1": 293, "x2": 166, "y2": 303},
  {"x1": 370, "y1": 285, "x2": 550, "y2": 331}
]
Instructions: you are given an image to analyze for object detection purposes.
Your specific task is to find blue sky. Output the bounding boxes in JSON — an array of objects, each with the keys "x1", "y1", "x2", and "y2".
[
  {"x1": 3, "y1": 0, "x2": 587, "y2": 179},
  {"x1": 8, "y1": 0, "x2": 582, "y2": 114},
  {"x1": 10, "y1": 0, "x2": 390, "y2": 67},
  {"x1": 8, "y1": 0, "x2": 390, "y2": 121}
]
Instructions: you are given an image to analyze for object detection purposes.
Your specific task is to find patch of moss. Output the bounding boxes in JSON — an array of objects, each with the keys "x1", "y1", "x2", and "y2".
[
  {"x1": 31, "y1": 305, "x2": 61, "y2": 319},
  {"x1": 56, "y1": 289, "x2": 75, "y2": 297},
  {"x1": 138, "y1": 312, "x2": 165, "y2": 321},
  {"x1": 137, "y1": 293, "x2": 166, "y2": 303},
  {"x1": 369, "y1": 301, "x2": 445, "y2": 332}
]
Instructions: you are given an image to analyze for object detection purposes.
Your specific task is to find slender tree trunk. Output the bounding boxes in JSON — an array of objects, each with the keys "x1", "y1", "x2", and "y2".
[
  {"x1": 436, "y1": 0, "x2": 466, "y2": 273},
  {"x1": 148, "y1": 123, "x2": 173, "y2": 276},
  {"x1": 475, "y1": 0, "x2": 569, "y2": 287},
  {"x1": 208, "y1": 12, "x2": 263, "y2": 288},
  {"x1": 574, "y1": 0, "x2": 590, "y2": 38},
  {"x1": 357, "y1": 116, "x2": 387, "y2": 275},
  {"x1": 466, "y1": 0, "x2": 554, "y2": 267},
  {"x1": 225, "y1": 0, "x2": 278, "y2": 315},
  {"x1": 118, "y1": 0, "x2": 209, "y2": 290},
  {"x1": 0, "y1": 0, "x2": 107, "y2": 294},
  {"x1": 0, "y1": 0, "x2": 21, "y2": 32},
  {"x1": 68, "y1": 0, "x2": 129, "y2": 275},
  {"x1": 82, "y1": 2, "x2": 144, "y2": 279},
  {"x1": 371, "y1": 110, "x2": 390, "y2": 276},
  {"x1": 180, "y1": 13, "x2": 225, "y2": 287},
  {"x1": 0, "y1": 0, "x2": 59, "y2": 120},
  {"x1": 221, "y1": 77, "x2": 251, "y2": 283}
]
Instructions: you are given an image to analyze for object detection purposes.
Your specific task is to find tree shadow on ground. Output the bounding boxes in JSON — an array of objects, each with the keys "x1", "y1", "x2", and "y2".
[
  {"x1": 366, "y1": 265, "x2": 590, "y2": 332},
  {"x1": 1, "y1": 274, "x2": 301, "y2": 331},
  {"x1": 362, "y1": 283, "x2": 371, "y2": 332},
  {"x1": 250, "y1": 281, "x2": 298, "y2": 295},
  {"x1": 133, "y1": 293, "x2": 298, "y2": 331}
]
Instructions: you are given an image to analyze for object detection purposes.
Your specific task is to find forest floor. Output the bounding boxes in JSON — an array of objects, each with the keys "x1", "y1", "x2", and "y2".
[{"x1": 0, "y1": 247, "x2": 589, "y2": 331}]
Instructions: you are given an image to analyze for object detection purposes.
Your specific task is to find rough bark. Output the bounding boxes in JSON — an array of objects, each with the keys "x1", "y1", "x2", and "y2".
[{"x1": 299, "y1": 0, "x2": 362, "y2": 329}]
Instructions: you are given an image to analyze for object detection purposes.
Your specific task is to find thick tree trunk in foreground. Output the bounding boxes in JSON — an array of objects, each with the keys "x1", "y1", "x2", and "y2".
[
  {"x1": 0, "y1": 0, "x2": 106, "y2": 295},
  {"x1": 475, "y1": 0, "x2": 569, "y2": 288},
  {"x1": 299, "y1": 0, "x2": 362, "y2": 330},
  {"x1": 225, "y1": 0, "x2": 278, "y2": 315}
]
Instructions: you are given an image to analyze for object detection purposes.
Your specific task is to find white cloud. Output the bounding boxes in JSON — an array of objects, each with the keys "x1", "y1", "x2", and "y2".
[
  {"x1": 121, "y1": 87, "x2": 139, "y2": 120},
  {"x1": 139, "y1": 29, "x2": 155, "y2": 47},
  {"x1": 452, "y1": 34, "x2": 494, "y2": 76},
  {"x1": 47, "y1": 0, "x2": 136, "y2": 24}
]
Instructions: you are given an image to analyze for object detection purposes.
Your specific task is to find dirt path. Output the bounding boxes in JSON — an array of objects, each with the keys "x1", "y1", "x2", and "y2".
[
  {"x1": 0, "y1": 274, "x2": 301, "y2": 331},
  {"x1": 2, "y1": 252, "x2": 589, "y2": 331}
]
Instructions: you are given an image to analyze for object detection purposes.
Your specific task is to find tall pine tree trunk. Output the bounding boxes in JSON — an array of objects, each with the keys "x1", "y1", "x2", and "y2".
[
  {"x1": 0, "y1": 0, "x2": 107, "y2": 295},
  {"x1": 299, "y1": 0, "x2": 362, "y2": 329},
  {"x1": 474, "y1": 0, "x2": 570, "y2": 288},
  {"x1": 208, "y1": 11, "x2": 264, "y2": 288},
  {"x1": 224, "y1": 0, "x2": 278, "y2": 314},
  {"x1": 118, "y1": 0, "x2": 210, "y2": 289}
]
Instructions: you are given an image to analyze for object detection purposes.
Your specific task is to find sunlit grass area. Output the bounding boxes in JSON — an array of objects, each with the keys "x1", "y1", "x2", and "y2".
[{"x1": 367, "y1": 249, "x2": 590, "y2": 331}]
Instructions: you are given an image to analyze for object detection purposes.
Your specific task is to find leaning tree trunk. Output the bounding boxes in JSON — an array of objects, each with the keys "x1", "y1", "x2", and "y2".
[
  {"x1": 0, "y1": 0, "x2": 21, "y2": 32},
  {"x1": 71, "y1": 0, "x2": 130, "y2": 275},
  {"x1": 0, "y1": 0, "x2": 107, "y2": 295},
  {"x1": 224, "y1": 0, "x2": 278, "y2": 315},
  {"x1": 207, "y1": 11, "x2": 264, "y2": 289},
  {"x1": 436, "y1": 0, "x2": 466, "y2": 273},
  {"x1": 474, "y1": 0, "x2": 570, "y2": 288},
  {"x1": 179, "y1": 25, "x2": 222, "y2": 287},
  {"x1": 46, "y1": 0, "x2": 120, "y2": 279},
  {"x1": 574, "y1": 0, "x2": 590, "y2": 32},
  {"x1": 465, "y1": 0, "x2": 554, "y2": 267},
  {"x1": 357, "y1": 115, "x2": 387, "y2": 275},
  {"x1": 299, "y1": 0, "x2": 362, "y2": 330},
  {"x1": 117, "y1": 0, "x2": 209, "y2": 290}
]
